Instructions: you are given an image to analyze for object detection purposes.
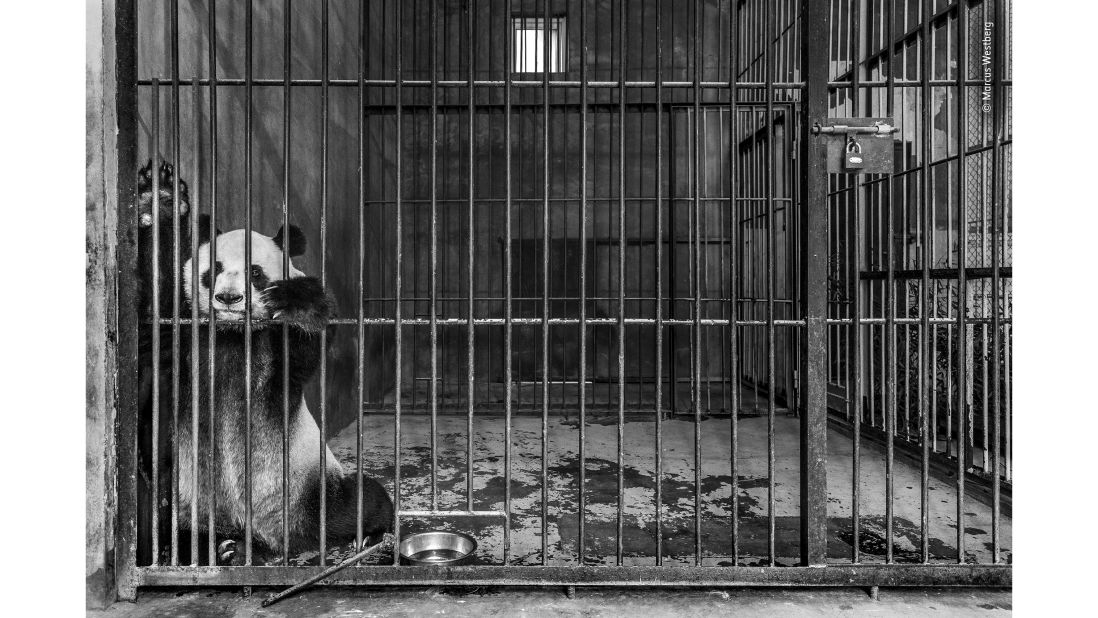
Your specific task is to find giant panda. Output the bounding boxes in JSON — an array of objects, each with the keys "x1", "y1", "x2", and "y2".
[{"x1": 170, "y1": 223, "x2": 393, "y2": 564}]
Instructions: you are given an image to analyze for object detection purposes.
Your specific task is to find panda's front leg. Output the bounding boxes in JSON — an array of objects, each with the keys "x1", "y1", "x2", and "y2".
[
  {"x1": 262, "y1": 276, "x2": 334, "y2": 333},
  {"x1": 263, "y1": 276, "x2": 334, "y2": 388}
]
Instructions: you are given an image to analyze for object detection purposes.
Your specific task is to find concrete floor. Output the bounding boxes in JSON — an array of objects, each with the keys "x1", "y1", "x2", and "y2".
[
  {"x1": 273, "y1": 412, "x2": 1011, "y2": 567},
  {"x1": 90, "y1": 587, "x2": 1012, "y2": 617}
]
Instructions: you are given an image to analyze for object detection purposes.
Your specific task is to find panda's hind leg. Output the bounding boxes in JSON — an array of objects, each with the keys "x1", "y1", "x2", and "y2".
[
  {"x1": 215, "y1": 539, "x2": 246, "y2": 566},
  {"x1": 170, "y1": 525, "x2": 246, "y2": 566}
]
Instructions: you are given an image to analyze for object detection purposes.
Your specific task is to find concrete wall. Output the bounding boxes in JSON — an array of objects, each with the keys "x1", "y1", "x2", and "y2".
[{"x1": 87, "y1": 0, "x2": 122, "y2": 607}]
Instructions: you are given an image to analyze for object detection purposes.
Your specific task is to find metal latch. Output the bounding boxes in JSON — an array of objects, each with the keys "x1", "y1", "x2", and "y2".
[
  {"x1": 811, "y1": 121, "x2": 898, "y2": 136},
  {"x1": 812, "y1": 118, "x2": 898, "y2": 174}
]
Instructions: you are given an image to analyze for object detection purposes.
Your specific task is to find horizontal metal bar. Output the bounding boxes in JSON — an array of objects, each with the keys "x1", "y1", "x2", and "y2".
[
  {"x1": 829, "y1": 79, "x2": 1012, "y2": 88},
  {"x1": 357, "y1": 296, "x2": 797, "y2": 304},
  {"x1": 154, "y1": 317, "x2": 810, "y2": 327},
  {"x1": 138, "y1": 78, "x2": 805, "y2": 89},
  {"x1": 366, "y1": 407, "x2": 739, "y2": 419},
  {"x1": 826, "y1": 317, "x2": 1010, "y2": 326},
  {"x1": 369, "y1": 400, "x2": 699, "y2": 409},
  {"x1": 861, "y1": 267, "x2": 1012, "y2": 281},
  {"x1": 154, "y1": 316, "x2": 1010, "y2": 327},
  {"x1": 136, "y1": 565, "x2": 1011, "y2": 588},
  {"x1": 398, "y1": 510, "x2": 507, "y2": 518},
  {"x1": 137, "y1": 78, "x2": 1010, "y2": 89},
  {"x1": 357, "y1": 196, "x2": 792, "y2": 204}
]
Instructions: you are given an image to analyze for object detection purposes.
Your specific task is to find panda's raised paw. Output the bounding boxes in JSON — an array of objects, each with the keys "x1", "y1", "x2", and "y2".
[
  {"x1": 261, "y1": 277, "x2": 332, "y2": 331},
  {"x1": 135, "y1": 160, "x2": 192, "y2": 227}
]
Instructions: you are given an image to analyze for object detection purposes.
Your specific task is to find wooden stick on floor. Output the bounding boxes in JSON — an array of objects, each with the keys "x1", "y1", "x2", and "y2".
[{"x1": 262, "y1": 534, "x2": 395, "y2": 608}]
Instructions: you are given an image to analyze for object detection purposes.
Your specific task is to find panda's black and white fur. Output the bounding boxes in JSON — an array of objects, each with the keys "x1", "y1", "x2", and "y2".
[{"x1": 172, "y1": 224, "x2": 393, "y2": 562}]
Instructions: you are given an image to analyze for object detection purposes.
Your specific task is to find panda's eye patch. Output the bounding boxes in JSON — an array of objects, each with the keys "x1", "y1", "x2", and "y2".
[
  {"x1": 249, "y1": 265, "x2": 270, "y2": 288},
  {"x1": 200, "y1": 261, "x2": 223, "y2": 289}
]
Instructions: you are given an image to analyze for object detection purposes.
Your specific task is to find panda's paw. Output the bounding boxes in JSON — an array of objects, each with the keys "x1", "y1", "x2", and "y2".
[
  {"x1": 217, "y1": 539, "x2": 243, "y2": 566},
  {"x1": 136, "y1": 160, "x2": 191, "y2": 228},
  {"x1": 263, "y1": 277, "x2": 333, "y2": 332}
]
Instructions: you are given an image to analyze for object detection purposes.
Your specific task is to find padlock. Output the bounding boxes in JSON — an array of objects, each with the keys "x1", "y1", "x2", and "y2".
[{"x1": 844, "y1": 137, "x2": 865, "y2": 171}]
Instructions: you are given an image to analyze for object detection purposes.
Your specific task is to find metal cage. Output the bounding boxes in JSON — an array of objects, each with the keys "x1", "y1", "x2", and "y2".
[{"x1": 111, "y1": 0, "x2": 1012, "y2": 596}]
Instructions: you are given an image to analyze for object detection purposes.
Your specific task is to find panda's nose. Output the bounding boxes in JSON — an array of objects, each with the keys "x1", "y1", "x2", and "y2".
[{"x1": 215, "y1": 292, "x2": 244, "y2": 306}]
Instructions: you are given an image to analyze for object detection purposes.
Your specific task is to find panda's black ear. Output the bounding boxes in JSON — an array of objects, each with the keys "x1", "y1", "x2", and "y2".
[
  {"x1": 196, "y1": 214, "x2": 222, "y2": 246},
  {"x1": 272, "y1": 224, "x2": 306, "y2": 257}
]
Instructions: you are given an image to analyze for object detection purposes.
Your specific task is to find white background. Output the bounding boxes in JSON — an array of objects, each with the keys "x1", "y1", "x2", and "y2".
[{"x1": 0, "y1": 0, "x2": 1091, "y2": 612}]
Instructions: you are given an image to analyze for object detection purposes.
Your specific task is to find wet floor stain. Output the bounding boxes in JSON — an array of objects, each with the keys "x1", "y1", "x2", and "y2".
[
  {"x1": 258, "y1": 415, "x2": 1014, "y2": 567},
  {"x1": 833, "y1": 515, "x2": 958, "y2": 562}
]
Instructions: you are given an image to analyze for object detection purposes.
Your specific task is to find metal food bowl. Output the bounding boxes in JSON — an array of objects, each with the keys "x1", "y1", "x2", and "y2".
[{"x1": 398, "y1": 531, "x2": 477, "y2": 566}]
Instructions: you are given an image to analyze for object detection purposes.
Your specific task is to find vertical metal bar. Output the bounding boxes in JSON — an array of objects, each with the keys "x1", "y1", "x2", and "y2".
[
  {"x1": 616, "y1": 0, "x2": 627, "y2": 567},
  {"x1": 392, "y1": 0, "x2": 404, "y2": 566},
  {"x1": 189, "y1": 78, "x2": 201, "y2": 567},
  {"x1": 1004, "y1": 322, "x2": 1011, "y2": 482},
  {"x1": 429, "y1": 0, "x2": 440, "y2": 515},
  {"x1": 871, "y1": 218, "x2": 879, "y2": 433},
  {"x1": 931, "y1": 121, "x2": 939, "y2": 462},
  {"x1": 990, "y1": 0, "x2": 1005, "y2": 564},
  {"x1": 764, "y1": 0, "x2": 776, "y2": 567},
  {"x1": 849, "y1": 0, "x2": 863, "y2": 565},
  {"x1": 918, "y1": 0, "x2": 932, "y2": 565},
  {"x1": 903, "y1": 284, "x2": 911, "y2": 438},
  {"x1": 169, "y1": 0, "x2": 182, "y2": 568},
  {"x1": 691, "y1": 0, "x2": 703, "y2": 567},
  {"x1": 979, "y1": 317, "x2": 987, "y2": 470},
  {"x1": 541, "y1": 0, "x2": 551, "y2": 566},
  {"x1": 466, "y1": 0, "x2": 476, "y2": 516},
  {"x1": 727, "y1": 0, "x2": 738, "y2": 565},
  {"x1": 604, "y1": 138, "x2": 612, "y2": 416},
  {"x1": 243, "y1": 0, "x2": 255, "y2": 566},
  {"x1": 751, "y1": 118, "x2": 760, "y2": 410},
  {"x1": 668, "y1": 106, "x2": 678, "y2": 417},
  {"x1": 944, "y1": 36, "x2": 954, "y2": 453},
  {"x1": 700, "y1": 104, "x2": 711, "y2": 417},
  {"x1": 578, "y1": 0, "x2": 589, "y2": 565},
  {"x1": 884, "y1": 0, "x2": 897, "y2": 565},
  {"x1": 281, "y1": 0, "x2": 292, "y2": 565},
  {"x1": 149, "y1": 79, "x2": 161, "y2": 566},
  {"x1": 800, "y1": 0, "x2": 831, "y2": 567},
  {"x1": 206, "y1": 0, "x2": 219, "y2": 568},
  {"x1": 653, "y1": 0, "x2": 663, "y2": 567},
  {"x1": 718, "y1": 104, "x2": 729, "y2": 419},
  {"x1": 465, "y1": 0, "x2": 478, "y2": 518},
  {"x1": 556, "y1": 19, "x2": 567, "y2": 417},
  {"x1": 355, "y1": 0, "x2": 367, "y2": 554},
  {"x1": 115, "y1": 0, "x2": 140, "y2": 592},
  {"x1": 504, "y1": 0, "x2": 514, "y2": 565},
  {"x1": 318, "y1": 0, "x2": 329, "y2": 567},
  {"x1": 952, "y1": 6, "x2": 969, "y2": 553}
]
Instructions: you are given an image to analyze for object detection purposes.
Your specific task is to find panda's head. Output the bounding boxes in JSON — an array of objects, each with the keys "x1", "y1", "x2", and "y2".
[
  {"x1": 183, "y1": 224, "x2": 306, "y2": 320},
  {"x1": 137, "y1": 160, "x2": 190, "y2": 228}
]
